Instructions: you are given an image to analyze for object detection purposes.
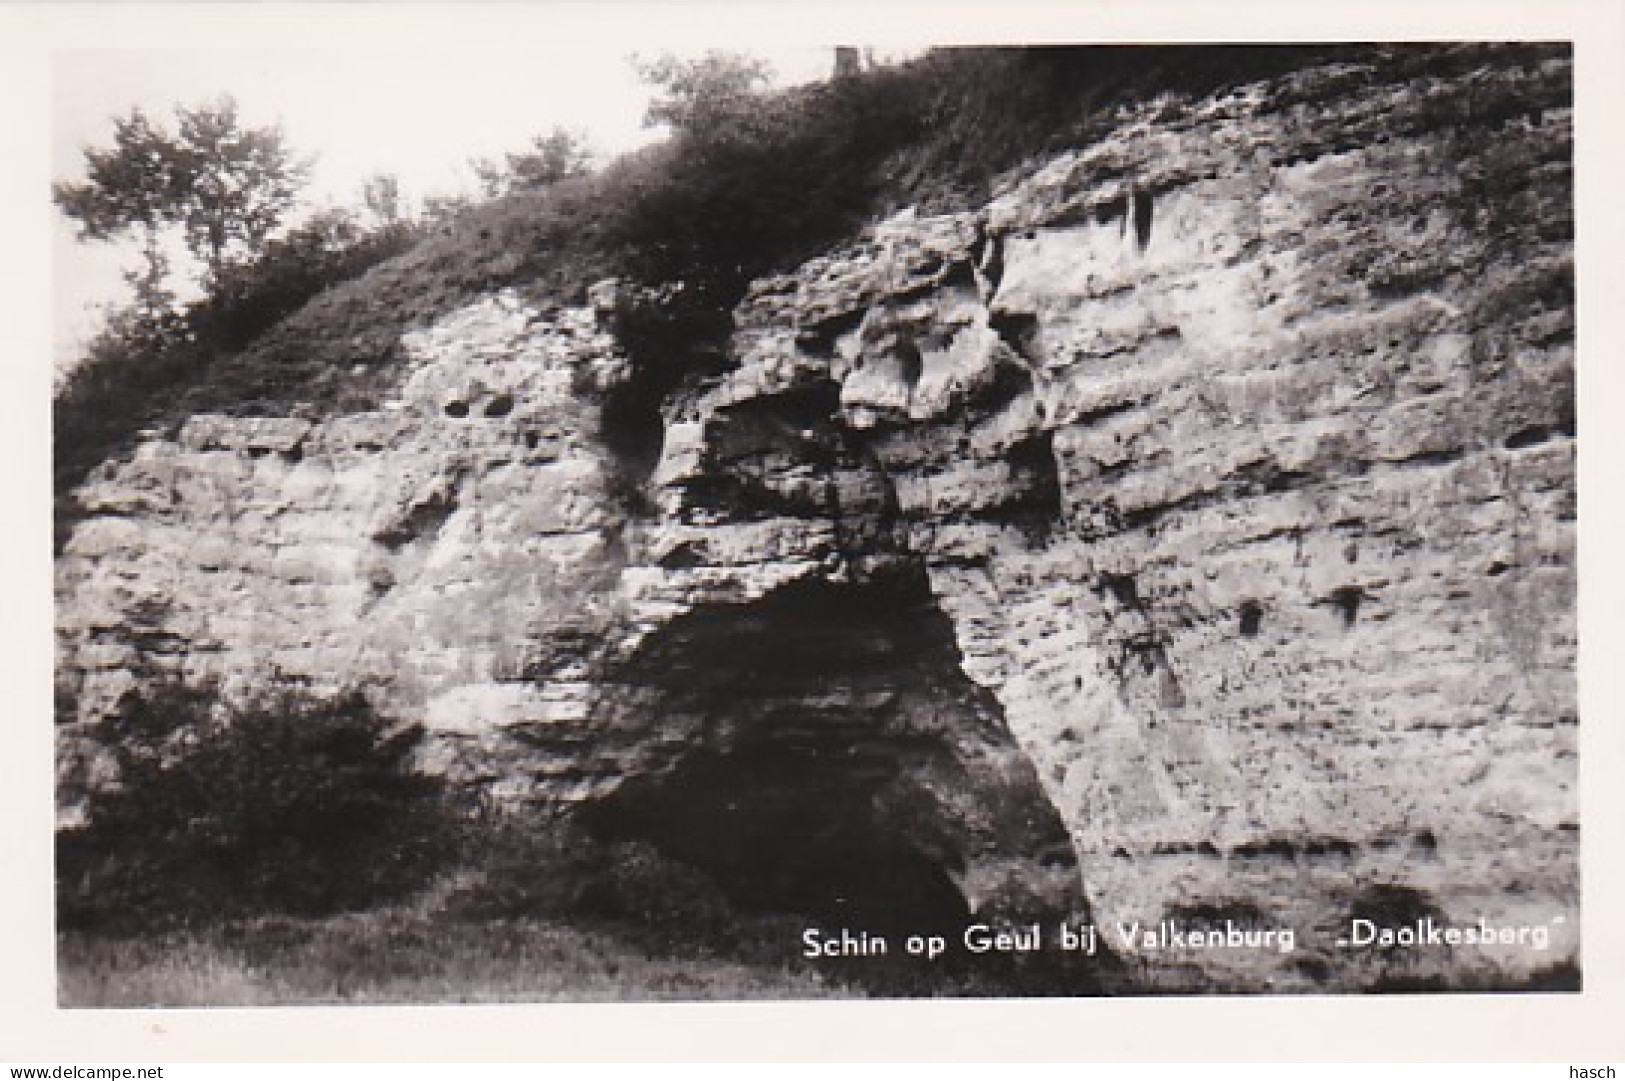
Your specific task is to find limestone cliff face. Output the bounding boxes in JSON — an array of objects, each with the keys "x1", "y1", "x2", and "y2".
[
  {"x1": 55, "y1": 46, "x2": 1577, "y2": 992},
  {"x1": 57, "y1": 298, "x2": 637, "y2": 805}
]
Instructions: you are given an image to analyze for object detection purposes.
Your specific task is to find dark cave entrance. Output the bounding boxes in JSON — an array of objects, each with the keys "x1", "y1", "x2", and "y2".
[
  {"x1": 575, "y1": 568, "x2": 1082, "y2": 936},
  {"x1": 578, "y1": 744, "x2": 972, "y2": 933}
]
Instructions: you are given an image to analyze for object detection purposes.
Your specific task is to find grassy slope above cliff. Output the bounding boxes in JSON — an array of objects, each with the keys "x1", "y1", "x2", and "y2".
[
  {"x1": 52, "y1": 46, "x2": 1482, "y2": 495},
  {"x1": 53, "y1": 43, "x2": 1566, "y2": 527}
]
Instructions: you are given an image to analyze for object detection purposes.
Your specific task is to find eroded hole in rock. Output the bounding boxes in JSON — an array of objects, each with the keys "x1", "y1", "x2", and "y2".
[
  {"x1": 1095, "y1": 196, "x2": 1128, "y2": 226},
  {"x1": 793, "y1": 327, "x2": 841, "y2": 358},
  {"x1": 1328, "y1": 586, "x2": 1364, "y2": 628},
  {"x1": 1100, "y1": 571, "x2": 1141, "y2": 610},
  {"x1": 895, "y1": 338, "x2": 924, "y2": 388},
  {"x1": 484, "y1": 393, "x2": 516, "y2": 418},
  {"x1": 656, "y1": 541, "x2": 707, "y2": 570},
  {"x1": 1348, "y1": 883, "x2": 1444, "y2": 929},
  {"x1": 966, "y1": 359, "x2": 1038, "y2": 421},
  {"x1": 576, "y1": 568, "x2": 1086, "y2": 935},
  {"x1": 1239, "y1": 600, "x2": 1264, "y2": 637},
  {"x1": 938, "y1": 259, "x2": 979, "y2": 293},
  {"x1": 1504, "y1": 425, "x2": 1552, "y2": 450}
]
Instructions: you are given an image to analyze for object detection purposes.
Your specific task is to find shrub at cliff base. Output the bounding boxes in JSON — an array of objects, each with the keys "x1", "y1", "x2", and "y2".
[{"x1": 57, "y1": 686, "x2": 455, "y2": 931}]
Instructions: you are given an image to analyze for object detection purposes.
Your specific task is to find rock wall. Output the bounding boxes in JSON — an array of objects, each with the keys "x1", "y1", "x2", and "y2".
[
  {"x1": 55, "y1": 45, "x2": 1577, "y2": 992},
  {"x1": 56, "y1": 297, "x2": 638, "y2": 811}
]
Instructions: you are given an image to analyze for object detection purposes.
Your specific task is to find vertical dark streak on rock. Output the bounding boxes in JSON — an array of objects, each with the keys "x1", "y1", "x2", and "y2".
[{"x1": 1132, "y1": 186, "x2": 1155, "y2": 251}]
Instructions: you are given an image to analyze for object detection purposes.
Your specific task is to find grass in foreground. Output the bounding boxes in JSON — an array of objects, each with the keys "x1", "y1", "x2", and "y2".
[{"x1": 58, "y1": 909, "x2": 842, "y2": 1007}]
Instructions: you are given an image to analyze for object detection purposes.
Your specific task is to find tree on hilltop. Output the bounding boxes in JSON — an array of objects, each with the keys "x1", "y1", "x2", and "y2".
[
  {"x1": 170, "y1": 97, "x2": 309, "y2": 284},
  {"x1": 471, "y1": 127, "x2": 596, "y2": 198},
  {"x1": 361, "y1": 172, "x2": 405, "y2": 229},
  {"x1": 52, "y1": 107, "x2": 186, "y2": 319},
  {"x1": 54, "y1": 95, "x2": 310, "y2": 303},
  {"x1": 632, "y1": 50, "x2": 774, "y2": 133}
]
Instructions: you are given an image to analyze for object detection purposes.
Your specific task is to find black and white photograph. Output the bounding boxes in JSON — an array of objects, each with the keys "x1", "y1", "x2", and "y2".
[{"x1": 7, "y1": 0, "x2": 1624, "y2": 1063}]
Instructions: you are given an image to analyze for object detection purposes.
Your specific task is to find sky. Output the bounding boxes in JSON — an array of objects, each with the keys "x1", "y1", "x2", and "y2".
[{"x1": 50, "y1": 45, "x2": 845, "y2": 364}]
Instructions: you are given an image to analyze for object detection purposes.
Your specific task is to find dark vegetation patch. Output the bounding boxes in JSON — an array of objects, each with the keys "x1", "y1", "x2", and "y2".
[
  {"x1": 449, "y1": 813, "x2": 1113, "y2": 999},
  {"x1": 56, "y1": 678, "x2": 1109, "y2": 999},
  {"x1": 57, "y1": 685, "x2": 454, "y2": 931}
]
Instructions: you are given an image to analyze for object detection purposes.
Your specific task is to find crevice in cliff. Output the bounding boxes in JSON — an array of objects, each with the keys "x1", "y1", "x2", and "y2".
[
  {"x1": 680, "y1": 381, "x2": 910, "y2": 561},
  {"x1": 575, "y1": 567, "x2": 1086, "y2": 935},
  {"x1": 796, "y1": 308, "x2": 868, "y2": 354},
  {"x1": 972, "y1": 225, "x2": 1005, "y2": 299},
  {"x1": 599, "y1": 283, "x2": 738, "y2": 494},
  {"x1": 971, "y1": 430, "x2": 1064, "y2": 544},
  {"x1": 1132, "y1": 185, "x2": 1155, "y2": 251},
  {"x1": 1388, "y1": 447, "x2": 1466, "y2": 470},
  {"x1": 987, "y1": 309, "x2": 1041, "y2": 369},
  {"x1": 1503, "y1": 425, "x2": 1561, "y2": 451}
]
